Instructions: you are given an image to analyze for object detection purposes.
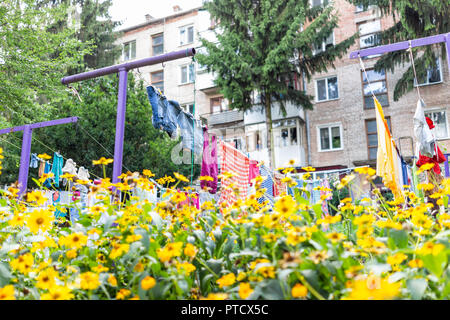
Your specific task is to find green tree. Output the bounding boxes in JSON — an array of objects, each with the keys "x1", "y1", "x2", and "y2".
[
  {"x1": 348, "y1": 0, "x2": 450, "y2": 100},
  {"x1": 197, "y1": 0, "x2": 356, "y2": 167},
  {"x1": 10, "y1": 74, "x2": 199, "y2": 188}
]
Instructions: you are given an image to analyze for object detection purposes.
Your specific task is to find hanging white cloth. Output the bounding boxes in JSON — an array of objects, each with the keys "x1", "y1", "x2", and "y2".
[{"x1": 413, "y1": 99, "x2": 435, "y2": 158}]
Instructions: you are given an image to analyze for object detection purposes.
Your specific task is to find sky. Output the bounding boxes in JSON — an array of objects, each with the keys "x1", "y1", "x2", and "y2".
[{"x1": 110, "y1": 0, "x2": 203, "y2": 30}]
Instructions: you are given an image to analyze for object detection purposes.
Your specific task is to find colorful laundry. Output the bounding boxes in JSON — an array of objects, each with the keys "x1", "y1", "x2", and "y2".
[
  {"x1": 200, "y1": 128, "x2": 218, "y2": 194},
  {"x1": 219, "y1": 141, "x2": 250, "y2": 206}
]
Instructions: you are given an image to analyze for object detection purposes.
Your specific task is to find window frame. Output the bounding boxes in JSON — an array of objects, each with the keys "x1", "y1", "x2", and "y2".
[
  {"x1": 317, "y1": 123, "x2": 343, "y2": 152},
  {"x1": 424, "y1": 109, "x2": 449, "y2": 140},
  {"x1": 150, "y1": 70, "x2": 164, "y2": 93},
  {"x1": 122, "y1": 40, "x2": 136, "y2": 61},
  {"x1": 151, "y1": 33, "x2": 164, "y2": 56},
  {"x1": 357, "y1": 19, "x2": 381, "y2": 50},
  {"x1": 312, "y1": 31, "x2": 335, "y2": 56},
  {"x1": 315, "y1": 76, "x2": 339, "y2": 102},
  {"x1": 273, "y1": 119, "x2": 300, "y2": 148},
  {"x1": 210, "y1": 96, "x2": 228, "y2": 113},
  {"x1": 181, "y1": 103, "x2": 195, "y2": 115},
  {"x1": 310, "y1": 0, "x2": 330, "y2": 8},
  {"x1": 414, "y1": 57, "x2": 443, "y2": 87},
  {"x1": 365, "y1": 117, "x2": 391, "y2": 160},
  {"x1": 179, "y1": 24, "x2": 194, "y2": 46},
  {"x1": 180, "y1": 64, "x2": 195, "y2": 85},
  {"x1": 360, "y1": 68, "x2": 389, "y2": 110}
]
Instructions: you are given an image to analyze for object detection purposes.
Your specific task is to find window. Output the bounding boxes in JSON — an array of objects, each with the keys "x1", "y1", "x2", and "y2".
[
  {"x1": 152, "y1": 34, "x2": 164, "y2": 56},
  {"x1": 311, "y1": 0, "x2": 329, "y2": 7},
  {"x1": 180, "y1": 25, "x2": 194, "y2": 46},
  {"x1": 316, "y1": 76, "x2": 338, "y2": 102},
  {"x1": 415, "y1": 58, "x2": 442, "y2": 86},
  {"x1": 123, "y1": 40, "x2": 136, "y2": 61},
  {"x1": 362, "y1": 68, "x2": 388, "y2": 109},
  {"x1": 280, "y1": 73, "x2": 300, "y2": 91},
  {"x1": 355, "y1": 4, "x2": 367, "y2": 12},
  {"x1": 182, "y1": 103, "x2": 195, "y2": 115},
  {"x1": 366, "y1": 118, "x2": 391, "y2": 160},
  {"x1": 312, "y1": 32, "x2": 334, "y2": 55},
  {"x1": 151, "y1": 71, "x2": 164, "y2": 93},
  {"x1": 358, "y1": 20, "x2": 381, "y2": 49},
  {"x1": 318, "y1": 124, "x2": 342, "y2": 151},
  {"x1": 425, "y1": 110, "x2": 448, "y2": 139},
  {"x1": 210, "y1": 96, "x2": 228, "y2": 113},
  {"x1": 180, "y1": 64, "x2": 195, "y2": 84}
]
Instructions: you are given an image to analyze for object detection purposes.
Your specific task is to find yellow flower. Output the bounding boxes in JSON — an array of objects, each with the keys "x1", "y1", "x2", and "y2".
[
  {"x1": 27, "y1": 209, "x2": 54, "y2": 234},
  {"x1": 116, "y1": 289, "x2": 131, "y2": 300},
  {"x1": 36, "y1": 268, "x2": 58, "y2": 290},
  {"x1": 40, "y1": 285, "x2": 74, "y2": 300},
  {"x1": 408, "y1": 259, "x2": 423, "y2": 268},
  {"x1": 353, "y1": 214, "x2": 375, "y2": 227},
  {"x1": 239, "y1": 282, "x2": 254, "y2": 299},
  {"x1": 64, "y1": 233, "x2": 88, "y2": 249},
  {"x1": 141, "y1": 276, "x2": 156, "y2": 290},
  {"x1": 142, "y1": 169, "x2": 155, "y2": 177},
  {"x1": 309, "y1": 250, "x2": 329, "y2": 264},
  {"x1": 416, "y1": 163, "x2": 435, "y2": 174},
  {"x1": 92, "y1": 265, "x2": 109, "y2": 273},
  {"x1": 301, "y1": 166, "x2": 316, "y2": 172},
  {"x1": 10, "y1": 253, "x2": 34, "y2": 275},
  {"x1": 92, "y1": 157, "x2": 113, "y2": 165},
  {"x1": 411, "y1": 213, "x2": 433, "y2": 229},
  {"x1": 66, "y1": 249, "x2": 77, "y2": 259},
  {"x1": 38, "y1": 153, "x2": 52, "y2": 160},
  {"x1": 174, "y1": 172, "x2": 189, "y2": 183},
  {"x1": 126, "y1": 234, "x2": 143, "y2": 243},
  {"x1": 416, "y1": 242, "x2": 445, "y2": 256},
  {"x1": 354, "y1": 166, "x2": 377, "y2": 177},
  {"x1": 108, "y1": 274, "x2": 118, "y2": 287},
  {"x1": 273, "y1": 195, "x2": 297, "y2": 217},
  {"x1": 109, "y1": 243, "x2": 130, "y2": 259},
  {"x1": 26, "y1": 190, "x2": 47, "y2": 206},
  {"x1": 291, "y1": 283, "x2": 308, "y2": 298},
  {"x1": 201, "y1": 293, "x2": 228, "y2": 300},
  {"x1": 0, "y1": 285, "x2": 15, "y2": 300},
  {"x1": 343, "y1": 275, "x2": 400, "y2": 300},
  {"x1": 177, "y1": 262, "x2": 196, "y2": 275},
  {"x1": 134, "y1": 262, "x2": 145, "y2": 272},
  {"x1": 317, "y1": 214, "x2": 342, "y2": 226},
  {"x1": 60, "y1": 173, "x2": 76, "y2": 180},
  {"x1": 199, "y1": 175, "x2": 214, "y2": 181},
  {"x1": 326, "y1": 232, "x2": 346, "y2": 243},
  {"x1": 387, "y1": 253, "x2": 407, "y2": 268},
  {"x1": 337, "y1": 174, "x2": 355, "y2": 189},
  {"x1": 184, "y1": 243, "x2": 197, "y2": 258},
  {"x1": 38, "y1": 172, "x2": 54, "y2": 183},
  {"x1": 79, "y1": 272, "x2": 100, "y2": 290},
  {"x1": 216, "y1": 273, "x2": 236, "y2": 288},
  {"x1": 171, "y1": 192, "x2": 187, "y2": 204},
  {"x1": 417, "y1": 183, "x2": 435, "y2": 191},
  {"x1": 8, "y1": 214, "x2": 25, "y2": 228}
]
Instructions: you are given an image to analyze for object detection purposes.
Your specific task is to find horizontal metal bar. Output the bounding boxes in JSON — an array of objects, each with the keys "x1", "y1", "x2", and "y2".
[
  {"x1": 61, "y1": 48, "x2": 196, "y2": 85},
  {"x1": 0, "y1": 117, "x2": 78, "y2": 135},
  {"x1": 349, "y1": 33, "x2": 448, "y2": 59}
]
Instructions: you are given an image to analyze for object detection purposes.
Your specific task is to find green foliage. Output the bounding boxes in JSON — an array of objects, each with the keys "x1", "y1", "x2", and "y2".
[{"x1": 348, "y1": 0, "x2": 450, "y2": 100}]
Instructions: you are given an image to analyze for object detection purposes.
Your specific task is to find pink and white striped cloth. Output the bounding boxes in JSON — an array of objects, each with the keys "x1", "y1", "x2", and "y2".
[{"x1": 218, "y1": 140, "x2": 250, "y2": 206}]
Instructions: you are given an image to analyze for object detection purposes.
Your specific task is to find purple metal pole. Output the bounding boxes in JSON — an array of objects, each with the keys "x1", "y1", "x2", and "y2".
[
  {"x1": 446, "y1": 34, "x2": 450, "y2": 75},
  {"x1": 445, "y1": 154, "x2": 450, "y2": 178},
  {"x1": 112, "y1": 68, "x2": 128, "y2": 185},
  {"x1": 18, "y1": 125, "x2": 32, "y2": 197},
  {"x1": 61, "y1": 48, "x2": 195, "y2": 85}
]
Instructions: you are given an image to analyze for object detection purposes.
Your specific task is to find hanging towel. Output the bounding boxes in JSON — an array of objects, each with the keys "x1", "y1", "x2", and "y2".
[
  {"x1": 62, "y1": 158, "x2": 77, "y2": 175},
  {"x1": 258, "y1": 165, "x2": 274, "y2": 204},
  {"x1": 414, "y1": 99, "x2": 435, "y2": 158},
  {"x1": 248, "y1": 160, "x2": 260, "y2": 185},
  {"x1": 77, "y1": 166, "x2": 90, "y2": 182},
  {"x1": 415, "y1": 116, "x2": 446, "y2": 174},
  {"x1": 30, "y1": 153, "x2": 39, "y2": 168},
  {"x1": 219, "y1": 141, "x2": 250, "y2": 206},
  {"x1": 200, "y1": 128, "x2": 218, "y2": 194},
  {"x1": 38, "y1": 160, "x2": 45, "y2": 177},
  {"x1": 374, "y1": 97, "x2": 402, "y2": 199},
  {"x1": 273, "y1": 171, "x2": 287, "y2": 197},
  {"x1": 51, "y1": 152, "x2": 64, "y2": 188}
]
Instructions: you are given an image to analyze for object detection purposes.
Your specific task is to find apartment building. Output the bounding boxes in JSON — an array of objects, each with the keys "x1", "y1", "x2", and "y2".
[
  {"x1": 116, "y1": 1, "x2": 450, "y2": 175},
  {"x1": 306, "y1": 0, "x2": 450, "y2": 175}
]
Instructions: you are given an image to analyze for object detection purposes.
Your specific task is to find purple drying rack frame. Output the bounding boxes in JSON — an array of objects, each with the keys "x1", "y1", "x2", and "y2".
[
  {"x1": 0, "y1": 117, "x2": 79, "y2": 197},
  {"x1": 61, "y1": 48, "x2": 196, "y2": 188},
  {"x1": 350, "y1": 32, "x2": 450, "y2": 176}
]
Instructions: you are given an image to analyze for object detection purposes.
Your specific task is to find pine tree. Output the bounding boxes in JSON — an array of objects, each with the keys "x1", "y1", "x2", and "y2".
[
  {"x1": 348, "y1": 0, "x2": 450, "y2": 100},
  {"x1": 197, "y1": 0, "x2": 356, "y2": 168}
]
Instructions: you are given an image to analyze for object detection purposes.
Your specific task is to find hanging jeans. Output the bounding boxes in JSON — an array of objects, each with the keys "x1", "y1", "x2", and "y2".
[
  {"x1": 200, "y1": 128, "x2": 218, "y2": 194},
  {"x1": 43, "y1": 162, "x2": 52, "y2": 188},
  {"x1": 177, "y1": 111, "x2": 203, "y2": 154},
  {"x1": 30, "y1": 153, "x2": 39, "y2": 168},
  {"x1": 146, "y1": 86, "x2": 181, "y2": 138}
]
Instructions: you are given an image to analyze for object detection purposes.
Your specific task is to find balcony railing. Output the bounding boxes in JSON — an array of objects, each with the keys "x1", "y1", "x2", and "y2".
[{"x1": 201, "y1": 109, "x2": 244, "y2": 126}]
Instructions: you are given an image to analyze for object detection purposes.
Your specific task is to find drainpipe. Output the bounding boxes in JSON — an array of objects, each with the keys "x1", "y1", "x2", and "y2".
[{"x1": 302, "y1": 71, "x2": 311, "y2": 166}]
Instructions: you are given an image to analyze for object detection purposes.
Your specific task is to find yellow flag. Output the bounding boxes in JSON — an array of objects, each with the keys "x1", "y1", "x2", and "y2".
[{"x1": 374, "y1": 97, "x2": 402, "y2": 199}]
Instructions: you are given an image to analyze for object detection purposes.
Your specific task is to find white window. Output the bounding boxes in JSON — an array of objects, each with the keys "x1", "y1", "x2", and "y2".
[
  {"x1": 180, "y1": 25, "x2": 194, "y2": 46},
  {"x1": 182, "y1": 103, "x2": 195, "y2": 115},
  {"x1": 318, "y1": 124, "x2": 342, "y2": 151},
  {"x1": 122, "y1": 40, "x2": 136, "y2": 61},
  {"x1": 415, "y1": 58, "x2": 443, "y2": 86},
  {"x1": 355, "y1": 4, "x2": 367, "y2": 12},
  {"x1": 358, "y1": 20, "x2": 381, "y2": 49},
  {"x1": 425, "y1": 110, "x2": 448, "y2": 139},
  {"x1": 180, "y1": 64, "x2": 195, "y2": 84},
  {"x1": 273, "y1": 119, "x2": 300, "y2": 147},
  {"x1": 195, "y1": 46, "x2": 208, "y2": 72},
  {"x1": 152, "y1": 34, "x2": 164, "y2": 56},
  {"x1": 315, "y1": 76, "x2": 338, "y2": 102},
  {"x1": 311, "y1": 0, "x2": 329, "y2": 7},
  {"x1": 313, "y1": 32, "x2": 334, "y2": 55}
]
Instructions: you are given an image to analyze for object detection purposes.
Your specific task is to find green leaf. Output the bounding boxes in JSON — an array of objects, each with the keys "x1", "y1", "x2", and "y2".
[
  {"x1": 205, "y1": 258, "x2": 223, "y2": 275},
  {"x1": 388, "y1": 229, "x2": 408, "y2": 249},
  {"x1": 260, "y1": 279, "x2": 284, "y2": 300},
  {"x1": 0, "y1": 263, "x2": 12, "y2": 287},
  {"x1": 421, "y1": 251, "x2": 447, "y2": 278},
  {"x1": 407, "y1": 278, "x2": 428, "y2": 300},
  {"x1": 135, "y1": 228, "x2": 150, "y2": 252}
]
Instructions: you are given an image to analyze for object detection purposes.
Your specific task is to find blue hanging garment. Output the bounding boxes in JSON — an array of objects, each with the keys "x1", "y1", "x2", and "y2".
[
  {"x1": 30, "y1": 153, "x2": 39, "y2": 168},
  {"x1": 43, "y1": 161, "x2": 52, "y2": 188},
  {"x1": 51, "y1": 152, "x2": 64, "y2": 188},
  {"x1": 177, "y1": 111, "x2": 203, "y2": 154}
]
